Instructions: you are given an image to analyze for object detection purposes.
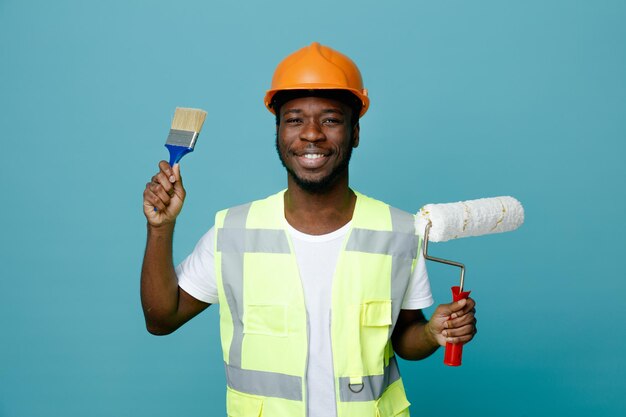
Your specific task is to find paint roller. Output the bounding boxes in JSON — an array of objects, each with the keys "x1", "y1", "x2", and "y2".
[{"x1": 415, "y1": 196, "x2": 525, "y2": 366}]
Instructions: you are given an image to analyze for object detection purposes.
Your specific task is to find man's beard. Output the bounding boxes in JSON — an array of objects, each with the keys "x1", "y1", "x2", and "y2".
[{"x1": 275, "y1": 136, "x2": 354, "y2": 194}]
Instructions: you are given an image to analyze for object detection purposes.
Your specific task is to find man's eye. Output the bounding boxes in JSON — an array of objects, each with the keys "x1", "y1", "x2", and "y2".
[
  {"x1": 285, "y1": 118, "x2": 302, "y2": 124},
  {"x1": 323, "y1": 118, "x2": 342, "y2": 124}
]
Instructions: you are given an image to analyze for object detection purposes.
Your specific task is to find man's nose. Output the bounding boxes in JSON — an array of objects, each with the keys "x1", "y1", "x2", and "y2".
[{"x1": 300, "y1": 121, "x2": 326, "y2": 142}]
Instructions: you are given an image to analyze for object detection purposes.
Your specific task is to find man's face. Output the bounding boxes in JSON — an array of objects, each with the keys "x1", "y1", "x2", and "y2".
[{"x1": 276, "y1": 96, "x2": 359, "y2": 193}]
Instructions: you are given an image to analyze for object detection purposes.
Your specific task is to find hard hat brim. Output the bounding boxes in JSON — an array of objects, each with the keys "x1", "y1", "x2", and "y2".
[{"x1": 265, "y1": 86, "x2": 369, "y2": 117}]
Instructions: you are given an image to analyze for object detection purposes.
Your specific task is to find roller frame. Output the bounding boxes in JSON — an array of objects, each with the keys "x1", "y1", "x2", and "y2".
[{"x1": 423, "y1": 221, "x2": 466, "y2": 292}]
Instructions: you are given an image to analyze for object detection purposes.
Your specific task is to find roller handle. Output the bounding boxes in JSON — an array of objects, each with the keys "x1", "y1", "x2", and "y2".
[{"x1": 444, "y1": 286, "x2": 471, "y2": 367}]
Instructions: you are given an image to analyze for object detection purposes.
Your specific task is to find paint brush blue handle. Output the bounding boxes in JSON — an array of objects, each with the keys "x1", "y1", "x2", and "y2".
[{"x1": 165, "y1": 144, "x2": 194, "y2": 166}]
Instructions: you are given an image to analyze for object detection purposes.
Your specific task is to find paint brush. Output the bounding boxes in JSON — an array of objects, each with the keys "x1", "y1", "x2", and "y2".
[{"x1": 164, "y1": 107, "x2": 207, "y2": 166}]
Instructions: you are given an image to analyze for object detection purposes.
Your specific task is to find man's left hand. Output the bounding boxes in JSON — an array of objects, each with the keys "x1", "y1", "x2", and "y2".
[{"x1": 425, "y1": 297, "x2": 477, "y2": 346}]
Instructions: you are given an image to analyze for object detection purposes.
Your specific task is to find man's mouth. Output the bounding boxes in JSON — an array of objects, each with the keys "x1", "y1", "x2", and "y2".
[
  {"x1": 295, "y1": 151, "x2": 329, "y2": 168},
  {"x1": 302, "y1": 153, "x2": 325, "y2": 160}
]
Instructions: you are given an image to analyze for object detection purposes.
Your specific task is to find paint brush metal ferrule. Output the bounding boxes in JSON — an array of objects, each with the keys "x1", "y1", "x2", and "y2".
[{"x1": 166, "y1": 129, "x2": 199, "y2": 149}]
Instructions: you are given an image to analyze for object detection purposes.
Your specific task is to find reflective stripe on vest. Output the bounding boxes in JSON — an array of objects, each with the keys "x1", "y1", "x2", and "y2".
[
  {"x1": 338, "y1": 355, "x2": 401, "y2": 402},
  {"x1": 225, "y1": 362, "x2": 303, "y2": 401},
  {"x1": 215, "y1": 191, "x2": 419, "y2": 416}
]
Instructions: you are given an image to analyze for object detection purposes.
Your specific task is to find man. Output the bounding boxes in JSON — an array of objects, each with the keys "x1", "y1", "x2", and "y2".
[{"x1": 141, "y1": 42, "x2": 476, "y2": 417}]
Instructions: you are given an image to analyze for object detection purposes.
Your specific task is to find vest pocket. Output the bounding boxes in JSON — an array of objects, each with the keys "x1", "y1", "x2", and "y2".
[
  {"x1": 375, "y1": 380, "x2": 411, "y2": 416},
  {"x1": 227, "y1": 387, "x2": 264, "y2": 417},
  {"x1": 361, "y1": 300, "x2": 392, "y2": 326},
  {"x1": 243, "y1": 304, "x2": 288, "y2": 337},
  {"x1": 360, "y1": 300, "x2": 392, "y2": 374}
]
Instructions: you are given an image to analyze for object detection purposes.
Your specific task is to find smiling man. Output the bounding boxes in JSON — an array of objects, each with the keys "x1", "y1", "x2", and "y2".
[{"x1": 141, "y1": 42, "x2": 477, "y2": 417}]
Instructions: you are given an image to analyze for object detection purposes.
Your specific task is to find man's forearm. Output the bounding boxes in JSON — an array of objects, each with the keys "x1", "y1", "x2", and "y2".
[
  {"x1": 392, "y1": 316, "x2": 441, "y2": 361},
  {"x1": 394, "y1": 321, "x2": 440, "y2": 360},
  {"x1": 140, "y1": 222, "x2": 179, "y2": 334}
]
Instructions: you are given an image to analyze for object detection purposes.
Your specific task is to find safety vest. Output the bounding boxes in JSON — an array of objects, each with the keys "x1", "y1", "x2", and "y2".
[{"x1": 214, "y1": 190, "x2": 421, "y2": 417}]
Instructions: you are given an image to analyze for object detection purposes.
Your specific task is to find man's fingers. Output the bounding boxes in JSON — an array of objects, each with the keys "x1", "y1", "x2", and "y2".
[
  {"x1": 435, "y1": 298, "x2": 467, "y2": 319},
  {"x1": 151, "y1": 162, "x2": 180, "y2": 199},
  {"x1": 445, "y1": 311, "x2": 476, "y2": 329},
  {"x1": 172, "y1": 164, "x2": 184, "y2": 186},
  {"x1": 173, "y1": 164, "x2": 182, "y2": 182},
  {"x1": 172, "y1": 164, "x2": 186, "y2": 199},
  {"x1": 144, "y1": 185, "x2": 167, "y2": 211},
  {"x1": 449, "y1": 307, "x2": 476, "y2": 321},
  {"x1": 151, "y1": 182, "x2": 172, "y2": 205},
  {"x1": 149, "y1": 172, "x2": 174, "y2": 200},
  {"x1": 151, "y1": 163, "x2": 184, "y2": 204},
  {"x1": 158, "y1": 160, "x2": 176, "y2": 183},
  {"x1": 447, "y1": 298, "x2": 476, "y2": 318},
  {"x1": 442, "y1": 323, "x2": 477, "y2": 343},
  {"x1": 152, "y1": 169, "x2": 174, "y2": 190},
  {"x1": 462, "y1": 297, "x2": 476, "y2": 313}
]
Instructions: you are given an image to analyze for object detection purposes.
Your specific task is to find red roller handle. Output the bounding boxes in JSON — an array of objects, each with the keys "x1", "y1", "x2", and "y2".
[{"x1": 444, "y1": 286, "x2": 471, "y2": 367}]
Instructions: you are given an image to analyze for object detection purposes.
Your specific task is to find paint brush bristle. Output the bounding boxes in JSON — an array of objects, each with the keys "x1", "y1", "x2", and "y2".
[{"x1": 171, "y1": 107, "x2": 207, "y2": 133}]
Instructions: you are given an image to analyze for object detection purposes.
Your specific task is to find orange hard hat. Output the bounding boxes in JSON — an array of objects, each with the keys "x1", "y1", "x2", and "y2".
[{"x1": 264, "y1": 42, "x2": 370, "y2": 117}]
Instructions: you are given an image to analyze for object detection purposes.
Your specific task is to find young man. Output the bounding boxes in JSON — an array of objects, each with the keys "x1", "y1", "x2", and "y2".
[{"x1": 141, "y1": 42, "x2": 476, "y2": 417}]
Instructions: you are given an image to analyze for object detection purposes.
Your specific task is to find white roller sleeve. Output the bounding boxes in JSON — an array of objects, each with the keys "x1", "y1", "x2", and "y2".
[{"x1": 415, "y1": 196, "x2": 524, "y2": 242}]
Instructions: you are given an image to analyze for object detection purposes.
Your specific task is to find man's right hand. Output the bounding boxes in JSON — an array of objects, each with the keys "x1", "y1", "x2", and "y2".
[{"x1": 143, "y1": 161, "x2": 186, "y2": 227}]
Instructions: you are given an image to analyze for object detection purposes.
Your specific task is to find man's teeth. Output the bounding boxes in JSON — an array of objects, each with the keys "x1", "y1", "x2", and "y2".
[{"x1": 303, "y1": 154, "x2": 324, "y2": 159}]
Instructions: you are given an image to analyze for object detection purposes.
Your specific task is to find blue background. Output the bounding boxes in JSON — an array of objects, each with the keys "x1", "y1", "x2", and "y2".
[{"x1": 1, "y1": 0, "x2": 624, "y2": 416}]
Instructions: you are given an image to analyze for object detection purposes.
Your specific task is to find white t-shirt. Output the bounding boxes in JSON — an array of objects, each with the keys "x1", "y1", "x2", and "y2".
[{"x1": 176, "y1": 221, "x2": 434, "y2": 417}]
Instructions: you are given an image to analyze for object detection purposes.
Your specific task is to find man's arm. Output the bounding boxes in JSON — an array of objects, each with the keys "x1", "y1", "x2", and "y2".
[
  {"x1": 141, "y1": 161, "x2": 209, "y2": 335},
  {"x1": 392, "y1": 298, "x2": 477, "y2": 360}
]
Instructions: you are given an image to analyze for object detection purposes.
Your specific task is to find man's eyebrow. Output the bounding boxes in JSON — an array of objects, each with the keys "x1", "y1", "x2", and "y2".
[{"x1": 282, "y1": 109, "x2": 303, "y2": 116}]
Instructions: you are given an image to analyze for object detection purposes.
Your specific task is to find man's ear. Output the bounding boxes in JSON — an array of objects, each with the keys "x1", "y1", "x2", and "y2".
[{"x1": 352, "y1": 122, "x2": 360, "y2": 148}]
